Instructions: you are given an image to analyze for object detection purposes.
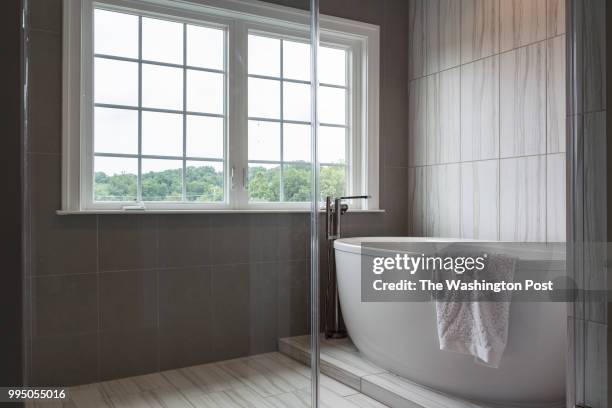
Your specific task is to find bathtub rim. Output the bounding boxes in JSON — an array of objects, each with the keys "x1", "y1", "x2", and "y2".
[{"x1": 334, "y1": 237, "x2": 566, "y2": 266}]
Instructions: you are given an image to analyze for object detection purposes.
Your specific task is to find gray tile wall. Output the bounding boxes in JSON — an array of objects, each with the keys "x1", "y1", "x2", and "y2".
[
  {"x1": 565, "y1": 1, "x2": 608, "y2": 407},
  {"x1": 26, "y1": 0, "x2": 409, "y2": 386},
  {"x1": 407, "y1": 0, "x2": 566, "y2": 242}
]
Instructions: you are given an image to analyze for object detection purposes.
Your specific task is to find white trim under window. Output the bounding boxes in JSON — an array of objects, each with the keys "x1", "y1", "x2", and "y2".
[{"x1": 62, "y1": 0, "x2": 380, "y2": 212}]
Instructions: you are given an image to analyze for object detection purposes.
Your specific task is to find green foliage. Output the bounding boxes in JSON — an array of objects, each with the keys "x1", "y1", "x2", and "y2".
[
  {"x1": 283, "y1": 164, "x2": 311, "y2": 202},
  {"x1": 95, "y1": 163, "x2": 346, "y2": 203},
  {"x1": 186, "y1": 165, "x2": 223, "y2": 202},
  {"x1": 94, "y1": 171, "x2": 137, "y2": 201},
  {"x1": 248, "y1": 165, "x2": 280, "y2": 202},
  {"x1": 141, "y1": 167, "x2": 183, "y2": 201},
  {"x1": 248, "y1": 163, "x2": 346, "y2": 202},
  {"x1": 320, "y1": 166, "x2": 346, "y2": 199}
]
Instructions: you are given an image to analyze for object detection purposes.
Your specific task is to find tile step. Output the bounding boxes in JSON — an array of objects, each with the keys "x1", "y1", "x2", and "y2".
[{"x1": 279, "y1": 335, "x2": 561, "y2": 408}]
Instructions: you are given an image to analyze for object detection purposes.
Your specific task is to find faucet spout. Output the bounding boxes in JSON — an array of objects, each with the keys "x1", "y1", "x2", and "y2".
[{"x1": 326, "y1": 195, "x2": 369, "y2": 241}]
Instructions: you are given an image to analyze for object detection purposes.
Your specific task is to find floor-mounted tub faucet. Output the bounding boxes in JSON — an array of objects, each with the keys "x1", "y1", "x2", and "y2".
[
  {"x1": 325, "y1": 195, "x2": 370, "y2": 240},
  {"x1": 324, "y1": 195, "x2": 369, "y2": 339}
]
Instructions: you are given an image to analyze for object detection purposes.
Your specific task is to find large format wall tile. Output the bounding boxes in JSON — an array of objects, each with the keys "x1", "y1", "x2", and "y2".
[
  {"x1": 408, "y1": 78, "x2": 427, "y2": 166},
  {"x1": 500, "y1": 156, "x2": 546, "y2": 241},
  {"x1": 99, "y1": 215, "x2": 158, "y2": 271},
  {"x1": 547, "y1": 35, "x2": 566, "y2": 153},
  {"x1": 158, "y1": 267, "x2": 213, "y2": 369},
  {"x1": 461, "y1": 55, "x2": 499, "y2": 161},
  {"x1": 159, "y1": 324, "x2": 213, "y2": 370},
  {"x1": 439, "y1": 0, "x2": 460, "y2": 70},
  {"x1": 425, "y1": 0, "x2": 439, "y2": 75},
  {"x1": 158, "y1": 215, "x2": 212, "y2": 267},
  {"x1": 277, "y1": 260, "x2": 310, "y2": 339},
  {"x1": 461, "y1": 160, "x2": 499, "y2": 240},
  {"x1": 211, "y1": 264, "x2": 251, "y2": 361},
  {"x1": 100, "y1": 329, "x2": 159, "y2": 380},
  {"x1": 381, "y1": 167, "x2": 410, "y2": 236},
  {"x1": 28, "y1": 30, "x2": 62, "y2": 155},
  {"x1": 29, "y1": 0, "x2": 63, "y2": 33},
  {"x1": 582, "y1": 0, "x2": 606, "y2": 113},
  {"x1": 210, "y1": 214, "x2": 278, "y2": 265},
  {"x1": 500, "y1": 42, "x2": 546, "y2": 158},
  {"x1": 547, "y1": 0, "x2": 566, "y2": 37},
  {"x1": 31, "y1": 333, "x2": 98, "y2": 386},
  {"x1": 427, "y1": 68, "x2": 460, "y2": 165},
  {"x1": 547, "y1": 153, "x2": 566, "y2": 242},
  {"x1": 276, "y1": 213, "x2": 309, "y2": 261},
  {"x1": 30, "y1": 154, "x2": 98, "y2": 276},
  {"x1": 249, "y1": 263, "x2": 280, "y2": 355},
  {"x1": 583, "y1": 112, "x2": 607, "y2": 324},
  {"x1": 408, "y1": 0, "x2": 425, "y2": 79},
  {"x1": 33, "y1": 274, "x2": 98, "y2": 338},
  {"x1": 426, "y1": 164, "x2": 461, "y2": 238},
  {"x1": 461, "y1": 0, "x2": 499, "y2": 64},
  {"x1": 407, "y1": 167, "x2": 426, "y2": 236},
  {"x1": 99, "y1": 270, "x2": 158, "y2": 332},
  {"x1": 500, "y1": 0, "x2": 546, "y2": 52},
  {"x1": 158, "y1": 267, "x2": 212, "y2": 327}
]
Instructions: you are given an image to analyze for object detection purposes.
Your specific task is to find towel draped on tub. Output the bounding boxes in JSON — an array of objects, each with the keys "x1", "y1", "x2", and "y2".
[{"x1": 434, "y1": 255, "x2": 516, "y2": 368}]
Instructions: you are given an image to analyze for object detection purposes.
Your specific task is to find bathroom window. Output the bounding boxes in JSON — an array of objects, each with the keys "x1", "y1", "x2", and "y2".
[
  {"x1": 247, "y1": 34, "x2": 349, "y2": 203},
  {"x1": 62, "y1": 0, "x2": 380, "y2": 212},
  {"x1": 92, "y1": 10, "x2": 226, "y2": 204}
]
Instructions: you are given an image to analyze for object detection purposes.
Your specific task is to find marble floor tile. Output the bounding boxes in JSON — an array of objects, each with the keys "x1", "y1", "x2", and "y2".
[
  {"x1": 224, "y1": 386, "x2": 276, "y2": 408},
  {"x1": 218, "y1": 358, "x2": 296, "y2": 397},
  {"x1": 279, "y1": 335, "x2": 387, "y2": 388},
  {"x1": 266, "y1": 351, "x2": 358, "y2": 397},
  {"x1": 27, "y1": 340, "x2": 514, "y2": 408},
  {"x1": 265, "y1": 391, "x2": 310, "y2": 408},
  {"x1": 52, "y1": 351, "x2": 380, "y2": 408}
]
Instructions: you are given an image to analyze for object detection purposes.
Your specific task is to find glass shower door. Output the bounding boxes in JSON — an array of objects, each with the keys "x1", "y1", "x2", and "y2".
[{"x1": 24, "y1": 0, "x2": 320, "y2": 406}]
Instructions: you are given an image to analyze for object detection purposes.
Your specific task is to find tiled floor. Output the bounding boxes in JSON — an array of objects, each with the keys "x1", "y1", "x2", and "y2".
[
  {"x1": 26, "y1": 352, "x2": 388, "y2": 408},
  {"x1": 279, "y1": 335, "x2": 488, "y2": 408}
]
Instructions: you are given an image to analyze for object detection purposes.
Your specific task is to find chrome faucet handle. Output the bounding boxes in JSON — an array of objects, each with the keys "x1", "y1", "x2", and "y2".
[{"x1": 338, "y1": 195, "x2": 370, "y2": 200}]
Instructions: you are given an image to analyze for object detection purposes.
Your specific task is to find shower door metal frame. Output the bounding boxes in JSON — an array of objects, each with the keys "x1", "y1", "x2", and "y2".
[{"x1": 309, "y1": 0, "x2": 320, "y2": 407}]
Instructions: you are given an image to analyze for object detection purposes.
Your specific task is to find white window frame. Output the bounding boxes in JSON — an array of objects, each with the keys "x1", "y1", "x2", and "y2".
[{"x1": 62, "y1": 0, "x2": 380, "y2": 212}]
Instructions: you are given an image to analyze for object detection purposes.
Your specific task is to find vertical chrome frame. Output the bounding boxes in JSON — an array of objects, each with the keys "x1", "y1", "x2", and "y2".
[{"x1": 309, "y1": 0, "x2": 320, "y2": 407}]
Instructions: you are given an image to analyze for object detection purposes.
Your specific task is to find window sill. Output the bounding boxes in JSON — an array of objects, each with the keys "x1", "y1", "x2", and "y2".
[{"x1": 56, "y1": 209, "x2": 386, "y2": 215}]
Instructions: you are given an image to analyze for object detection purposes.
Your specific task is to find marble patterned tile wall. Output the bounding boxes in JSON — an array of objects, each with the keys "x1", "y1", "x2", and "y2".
[
  {"x1": 461, "y1": 0, "x2": 500, "y2": 64},
  {"x1": 500, "y1": 0, "x2": 547, "y2": 52},
  {"x1": 461, "y1": 55, "x2": 499, "y2": 161},
  {"x1": 499, "y1": 155, "x2": 547, "y2": 242},
  {"x1": 407, "y1": 167, "x2": 426, "y2": 236},
  {"x1": 426, "y1": 68, "x2": 460, "y2": 165},
  {"x1": 407, "y1": 0, "x2": 567, "y2": 243},
  {"x1": 408, "y1": 78, "x2": 427, "y2": 167},
  {"x1": 425, "y1": 164, "x2": 461, "y2": 237},
  {"x1": 500, "y1": 41, "x2": 547, "y2": 158},
  {"x1": 460, "y1": 160, "x2": 499, "y2": 240},
  {"x1": 547, "y1": 34, "x2": 566, "y2": 153}
]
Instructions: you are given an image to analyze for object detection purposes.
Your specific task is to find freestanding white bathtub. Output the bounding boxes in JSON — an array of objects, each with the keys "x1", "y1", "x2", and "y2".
[{"x1": 334, "y1": 237, "x2": 566, "y2": 408}]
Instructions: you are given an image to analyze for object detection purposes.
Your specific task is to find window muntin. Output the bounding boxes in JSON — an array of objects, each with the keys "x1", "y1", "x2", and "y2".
[
  {"x1": 246, "y1": 33, "x2": 349, "y2": 203},
  {"x1": 92, "y1": 8, "x2": 226, "y2": 204}
]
